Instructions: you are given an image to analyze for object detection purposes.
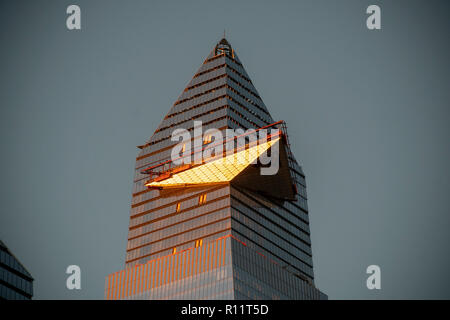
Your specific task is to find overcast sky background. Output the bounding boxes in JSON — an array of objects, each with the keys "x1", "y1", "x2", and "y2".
[{"x1": 1, "y1": 0, "x2": 449, "y2": 299}]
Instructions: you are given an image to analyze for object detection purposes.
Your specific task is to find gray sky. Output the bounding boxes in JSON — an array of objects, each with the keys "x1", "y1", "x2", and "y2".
[{"x1": 1, "y1": 0, "x2": 449, "y2": 299}]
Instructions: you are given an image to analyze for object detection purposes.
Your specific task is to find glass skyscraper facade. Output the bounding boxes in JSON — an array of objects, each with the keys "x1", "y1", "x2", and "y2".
[
  {"x1": 0, "y1": 240, "x2": 33, "y2": 300},
  {"x1": 105, "y1": 38, "x2": 326, "y2": 300}
]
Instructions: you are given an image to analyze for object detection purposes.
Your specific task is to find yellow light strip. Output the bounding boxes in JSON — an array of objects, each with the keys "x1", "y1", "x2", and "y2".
[{"x1": 145, "y1": 137, "x2": 280, "y2": 188}]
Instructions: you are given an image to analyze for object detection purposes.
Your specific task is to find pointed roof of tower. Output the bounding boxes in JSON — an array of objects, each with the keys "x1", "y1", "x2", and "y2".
[
  {"x1": 141, "y1": 38, "x2": 275, "y2": 148},
  {"x1": 135, "y1": 37, "x2": 305, "y2": 202}
]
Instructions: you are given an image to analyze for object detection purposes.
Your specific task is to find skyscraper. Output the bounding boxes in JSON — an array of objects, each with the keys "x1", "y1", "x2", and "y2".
[
  {"x1": 105, "y1": 38, "x2": 326, "y2": 300},
  {"x1": 0, "y1": 240, "x2": 34, "y2": 300}
]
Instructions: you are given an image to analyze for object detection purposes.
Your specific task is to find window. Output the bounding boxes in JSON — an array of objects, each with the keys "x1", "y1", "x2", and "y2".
[
  {"x1": 195, "y1": 239, "x2": 203, "y2": 248},
  {"x1": 181, "y1": 143, "x2": 186, "y2": 153},
  {"x1": 172, "y1": 247, "x2": 177, "y2": 254},
  {"x1": 176, "y1": 202, "x2": 181, "y2": 212},
  {"x1": 198, "y1": 193, "x2": 207, "y2": 205},
  {"x1": 203, "y1": 134, "x2": 213, "y2": 144}
]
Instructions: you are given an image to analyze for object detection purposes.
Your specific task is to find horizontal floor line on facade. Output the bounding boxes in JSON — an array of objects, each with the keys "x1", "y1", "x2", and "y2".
[
  {"x1": 185, "y1": 72, "x2": 261, "y2": 103},
  {"x1": 230, "y1": 197, "x2": 312, "y2": 248},
  {"x1": 125, "y1": 228, "x2": 232, "y2": 264},
  {"x1": 173, "y1": 84, "x2": 269, "y2": 118},
  {"x1": 165, "y1": 93, "x2": 271, "y2": 125},
  {"x1": 138, "y1": 116, "x2": 229, "y2": 150},
  {"x1": 127, "y1": 216, "x2": 231, "y2": 253},
  {"x1": 130, "y1": 184, "x2": 226, "y2": 214},
  {"x1": 231, "y1": 229, "x2": 314, "y2": 280},
  {"x1": 193, "y1": 62, "x2": 253, "y2": 86},
  {"x1": 129, "y1": 196, "x2": 230, "y2": 233},
  {"x1": 135, "y1": 124, "x2": 229, "y2": 162},
  {"x1": 237, "y1": 184, "x2": 310, "y2": 218},
  {"x1": 0, "y1": 279, "x2": 32, "y2": 299},
  {"x1": 230, "y1": 215, "x2": 313, "y2": 263},
  {"x1": 204, "y1": 52, "x2": 243, "y2": 67},
  {"x1": 128, "y1": 204, "x2": 231, "y2": 241},
  {"x1": 154, "y1": 103, "x2": 267, "y2": 136}
]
